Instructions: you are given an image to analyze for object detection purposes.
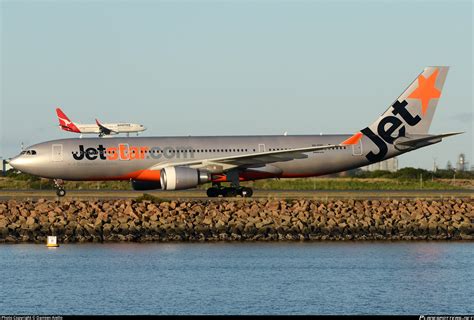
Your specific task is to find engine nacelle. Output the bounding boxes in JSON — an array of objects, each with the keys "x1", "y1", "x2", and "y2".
[
  {"x1": 131, "y1": 179, "x2": 161, "y2": 191},
  {"x1": 160, "y1": 167, "x2": 211, "y2": 190}
]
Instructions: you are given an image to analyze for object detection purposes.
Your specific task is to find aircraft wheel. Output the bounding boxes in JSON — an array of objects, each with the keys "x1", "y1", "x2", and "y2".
[
  {"x1": 240, "y1": 187, "x2": 253, "y2": 198},
  {"x1": 56, "y1": 188, "x2": 66, "y2": 197},
  {"x1": 222, "y1": 187, "x2": 237, "y2": 197},
  {"x1": 206, "y1": 187, "x2": 219, "y2": 198}
]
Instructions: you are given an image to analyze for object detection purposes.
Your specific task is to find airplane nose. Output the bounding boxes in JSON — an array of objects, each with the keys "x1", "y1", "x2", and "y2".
[
  {"x1": 9, "y1": 157, "x2": 21, "y2": 170},
  {"x1": 9, "y1": 156, "x2": 29, "y2": 172},
  {"x1": 9, "y1": 154, "x2": 43, "y2": 176}
]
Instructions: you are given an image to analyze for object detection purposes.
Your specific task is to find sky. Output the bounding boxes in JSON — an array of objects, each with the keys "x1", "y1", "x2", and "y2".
[{"x1": 1, "y1": 0, "x2": 473, "y2": 170}]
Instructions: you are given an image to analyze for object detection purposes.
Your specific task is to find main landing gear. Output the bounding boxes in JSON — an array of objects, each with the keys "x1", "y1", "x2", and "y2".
[
  {"x1": 206, "y1": 185, "x2": 253, "y2": 198},
  {"x1": 54, "y1": 179, "x2": 66, "y2": 197},
  {"x1": 206, "y1": 171, "x2": 253, "y2": 198}
]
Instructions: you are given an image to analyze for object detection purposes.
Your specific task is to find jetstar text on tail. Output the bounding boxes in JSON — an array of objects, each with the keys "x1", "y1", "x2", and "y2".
[{"x1": 361, "y1": 100, "x2": 421, "y2": 163}]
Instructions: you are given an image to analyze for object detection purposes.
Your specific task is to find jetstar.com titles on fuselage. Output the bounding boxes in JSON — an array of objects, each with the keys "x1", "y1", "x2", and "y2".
[{"x1": 72, "y1": 144, "x2": 198, "y2": 161}]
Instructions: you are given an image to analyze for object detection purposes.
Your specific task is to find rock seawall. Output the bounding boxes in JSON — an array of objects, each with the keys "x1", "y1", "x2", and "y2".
[{"x1": 0, "y1": 199, "x2": 472, "y2": 242}]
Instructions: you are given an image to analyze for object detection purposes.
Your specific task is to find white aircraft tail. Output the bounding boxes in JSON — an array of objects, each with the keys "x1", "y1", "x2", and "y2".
[
  {"x1": 374, "y1": 66, "x2": 449, "y2": 135},
  {"x1": 341, "y1": 67, "x2": 450, "y2": 162},
  {"x1": 342, "y1": 67, "x2": 449, "y2": 142}
]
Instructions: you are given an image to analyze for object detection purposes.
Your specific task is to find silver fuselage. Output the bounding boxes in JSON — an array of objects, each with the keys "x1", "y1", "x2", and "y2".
[{"x1": 9, "y1": 134, "x2": 418, "y2": 182}]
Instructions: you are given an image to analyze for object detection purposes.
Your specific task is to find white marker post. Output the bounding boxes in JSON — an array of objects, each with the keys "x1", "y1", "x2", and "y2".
[{"x1": 46, "y1": 236, "x2": 59, "y2": 248}]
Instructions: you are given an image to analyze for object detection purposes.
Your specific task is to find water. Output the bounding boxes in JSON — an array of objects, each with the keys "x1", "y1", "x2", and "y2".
[{"x1": 0, "y1": 242, "x2": 472, "y2": 315}]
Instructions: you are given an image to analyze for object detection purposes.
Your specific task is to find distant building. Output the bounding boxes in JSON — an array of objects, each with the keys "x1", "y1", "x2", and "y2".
[
  {"x1": 456, "y1": 153, "x2": 468, "y2": 172},
  {"x1": 432, "y1": 158, "x2": 438, "y2": 172},
  {"x1": 363, "y1": 157, "x2": 398, "y2": 172},
  {"x1": 446, "y1": 161, "x2": 453, "y2": 170},
  {"x1": 1, "y1": 159, "x2": 12, "y2": 176}
]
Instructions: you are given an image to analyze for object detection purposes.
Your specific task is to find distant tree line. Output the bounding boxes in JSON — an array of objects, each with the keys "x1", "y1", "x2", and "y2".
[
  {"x1": 353, "y1": 167, "x2": 474, "y2": 180},
  {"x1": 4, "y1": 169, "x2": 40, "y2": 181}
]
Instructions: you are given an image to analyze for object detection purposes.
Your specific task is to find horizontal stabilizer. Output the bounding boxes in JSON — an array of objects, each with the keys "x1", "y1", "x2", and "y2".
[{"x1": 395, "y1": 132, "x2": 463, "y2": 148}]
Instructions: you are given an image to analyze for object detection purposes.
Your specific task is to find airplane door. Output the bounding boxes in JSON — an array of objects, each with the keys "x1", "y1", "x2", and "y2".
[
  {"x1": 52, "y1": 144, "x2": 63, "y2": 161},
  {"x1": 258, "y1": 144, "x2": 266, "y2": 153},
  {"x1": 352, "y1": 140, "x2": 363, "y2": 156},
  {"x1": 119, "y1": 143, "x2": 129, "y2": 160}
]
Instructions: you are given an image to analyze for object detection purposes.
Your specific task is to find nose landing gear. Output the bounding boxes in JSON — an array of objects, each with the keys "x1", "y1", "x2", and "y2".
[{"x1": 54, "y1": 179, "x2": 66, "y2": 197}]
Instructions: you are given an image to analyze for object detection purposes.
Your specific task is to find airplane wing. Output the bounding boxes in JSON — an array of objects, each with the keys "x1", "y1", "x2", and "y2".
[
  {"x1": 95, "y1": 119, "x2": 116, "y2": 135},
  {"x1": 148, "y1": 144, "x2": 340, "y2": 172}
]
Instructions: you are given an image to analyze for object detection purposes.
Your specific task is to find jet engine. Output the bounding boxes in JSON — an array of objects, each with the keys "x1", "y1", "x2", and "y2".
[
  {"x1": 160, "y1": 167, "x2": 211, "y2": 190},
  {"x1": 131, "y1": 179, "x2": 161, "y2": 191}
]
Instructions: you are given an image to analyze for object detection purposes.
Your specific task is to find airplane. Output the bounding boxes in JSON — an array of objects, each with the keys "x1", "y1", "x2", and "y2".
[
  {"x1": 10, "y1": 67, "x2": 462, "y2": 197},
  {"x1": 56, "y1": 108, "x2": 146, "y2": 137}
]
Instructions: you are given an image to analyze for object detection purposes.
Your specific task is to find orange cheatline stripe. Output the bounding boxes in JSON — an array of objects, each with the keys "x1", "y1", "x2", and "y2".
[
  {"x1": 95, "y1": 169, "x2": 161, "y2": 181},
  {"x1": 341, "y1": 132, "x2": 362, "y2": 145},
  {"x1": 133, "y1": 170, "x2": 161, "y2": 181}
]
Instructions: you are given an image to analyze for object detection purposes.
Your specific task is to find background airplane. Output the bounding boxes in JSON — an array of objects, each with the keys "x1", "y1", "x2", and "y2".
[
  {"x1": 11, "y1": 67, "x2": 461, "y2": 197},
  {"x1": 56, "y1": 108, "x2": 146, "y2": 137}
]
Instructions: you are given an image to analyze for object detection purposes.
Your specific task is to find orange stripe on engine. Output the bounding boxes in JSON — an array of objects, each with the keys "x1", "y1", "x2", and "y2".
[
  {"x1": 341, "y1": 132, "x2": 362, "y2": 145},
  {"x1": 134, "y1": 170, "x2": 161, "y2": 181}
]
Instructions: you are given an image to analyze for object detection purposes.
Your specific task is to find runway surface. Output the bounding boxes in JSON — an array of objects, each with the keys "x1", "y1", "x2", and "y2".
[{"x1": 0, "y1": 189, "x2": 472, "y2": 200}]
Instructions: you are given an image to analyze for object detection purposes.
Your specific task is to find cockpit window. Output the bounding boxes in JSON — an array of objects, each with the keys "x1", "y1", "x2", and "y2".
[{"x1": 21, "y1": 150, "x2": 37, "y2": 156}]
